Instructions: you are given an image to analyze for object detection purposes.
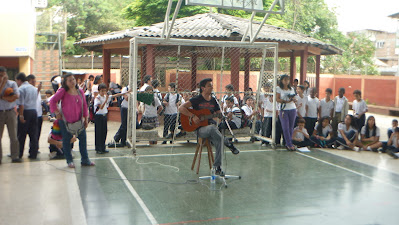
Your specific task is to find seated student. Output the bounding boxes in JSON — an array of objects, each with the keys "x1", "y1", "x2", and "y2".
[
  {"x1": 387, "y1": 119, "x2": 398, "y2": 139},
  {"x1": 141, "y1": 86, "x2": 163, "y2": 144},
  {"x1": 241, "y1": 96, "x2": 261, "y2": 142},
  {"x1": 43, "y1": 90, "x2": 55, "y2": 121},
  {"x1": 311, "y1": 117, "x2": 335, "y2": 148},
  {"x1": 218, "y1": 96, "x2": 241, "y2": 131},
  {"x1": 292, "y1": 118, "x2": 311, "y2": 148},
  {"x1": 335, "y1": 114, "x2": 359, "y2": 151},
  {"x1": 47, "y1": 120, "x2": 76, "y2": 159},
  {"x1": 221, "y1": 84, "x2": 239, "y2": 111},
  {"x1": 357, "y1": 115, "x2": 383, "y2": 151},
  {"x1": 386, "y1": 127, "x2": 399, "y2": 159}
]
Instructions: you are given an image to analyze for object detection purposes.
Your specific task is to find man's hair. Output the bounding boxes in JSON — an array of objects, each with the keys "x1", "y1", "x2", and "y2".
[
  {"x1": 169, "y1": 82, "x2": 176, "y2": 89},
  {"x1": 225, "y1": 84, "x2": 234, "y2": 91},
  {"x1": 325, "y1": 88, "x2": 332, "y2": 94},
  {"x1": 353, "y1": 89, "x2": 361, "y2": 96},
  {"x1": 225, "y1": 96, "x2": 235, "y2": 103},
  {"x1": 88, "y1": 75, "x2": 94, "y2": 79},
  {"x1": 0, "y1": 66, "x2": 6, "y2": 72},
  {"x1": 294, "y1": 79, "x2": 299, "y2": 82},
  {"x1": 393, "y1": 119, "x2": 398, "y2": 123},
  {"x1": 27, "y1": 74, "x2": 36, "y2": 82},
  {"x1": 98, "y1": 83, "x2": 107, "y2": 91},
  {"x1": 151, "y1": 79, "x2": 160, "y2": 88},
  {"x1": 199, "y1": 78, "x2": 212, "y2": 93},
  {"x1": 15, "y1": 72, "x2": 27, "y2": 82},
  {"x1": 297, "y1": 85, "x2": 305, "y2": 91},
  {"x1": 143, "y1": 75, "x2": 152, "y2": 84},
  {"x1": 45, "y1": 90, "x2": 53, "y2": 95},
  {"x1": 297, "y1": 118, "x2": 306, "y2": 124},
  {"x1": 338, "y1": 87, "x2": 345, "y2": 93}
]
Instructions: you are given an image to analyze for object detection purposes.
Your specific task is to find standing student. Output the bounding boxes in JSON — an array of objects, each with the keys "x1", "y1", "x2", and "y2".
[
  {"x1": 108, "y1": 85, "x2": 130, "y2": 148},
  {"x1": 91, "y1": 75, "x2": 103, "y2": 101},
  {"x1": 141, "y1": 86, "x2": 163, "y2": 144},
  {"x1": 357, "y1": 115, "x2": 382, "y2": 151},
  {"x1": 335, "y1": 114, "x2": 359, "y2": 151},
  {"x1": 27, "y1": 75, "x2": 43, "y2": 150},
  {"x1": 51, "y1": 75, "x2": 62, "y2": 93},
  {"x1": 0, "y1": 66, "x2": 21, "y2": 163},
  {"x1": 276, "y1": 75, "x2": 297, "y2": 151},
  {"x1": 332, "y1": 88, "x2": 349, "y2": 137},
  {"x1": 293, "y1": 79, "x2": 299, "y2": 94},
  {"x1": 162, "y1": 83, "x2": 180, "y2": 144},
  {"x1": 179, "y1": 78, "x2": 239, "y2": 175},
  {"x1": 140, "y1": 75, "x2": 152, "y2": 92},
  {"x1": 311, "y1": 117, "x2": 335, "y2": 148},
  {"x1": 84, "y1": 75, "x2": 94, "y2": 104},
  {"x1": 261, "y1": 94, "x2": 273, "y2": 142},
  {"x1": 319, "y1": 88, "x2": 334, "y2": 119},
  {"x1": 303, "y1": 80, "x2": 310, "y2": 97},
  {"x1": 295, "y1": 85, "x2": 307, "y2": 125},
  {"x1": 292, "y1": 118, "x2": 311, "y2": 147},
  {"x1": 16, "y1": 73, "x2": 39, "y2": 159},
  {"x1": 50, "y1": 73, "x2": 95, "y2": 168},
  {"x1": 305, "y1": 87, "x2": 319, "y2": 136},
  {"x1": 352, "y1": 90, "x2": 368, "y2": 132}
]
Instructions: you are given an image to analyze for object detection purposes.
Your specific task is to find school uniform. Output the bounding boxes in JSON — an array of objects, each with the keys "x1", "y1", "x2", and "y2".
[
  {"x1": 319, "y1": 98, "x2": 334, "y2": 119},
  {"x1": 336, "y1": 123, "x2": 357, "y2": 148},
  {"x1": 94, "y1": 94, "x2": 112, "y2": 153},
  {"x1": 310, "y1": 123, "x2": 335, "y2": 147},
  {"x1": 0, "y1": 80, "x2": 20, "y2": 162},
  {"x1": 292, "y1": 126, "x2": 311, "y2": 147},
  {"x1": 221, "y1": 94, "x2": 239, "y2": 109},
  {"x1": 219, "y1": 106, "x2": 241, "y2": 131},
  {"x1": 17, "y1": 81, "x2": 39, "y2": 159},
  {"x1": 360, "y1": 126, "x2": 380, "y2": 147},
  {"x1": 305, "y1": 96, "x2": 319, "y2": 136},
  {"x1": 242, "y1": 104, "x2": 262, "y2": 134},
  {"x1": 163, "y1": 93, "x2": 180, "y2": 138},
  {"x1": 353, "y1": 99, "x2": 368, "y2": 132},
  {"x1": 295, "y1": 94, "x2": 307, "y2": 125},
  {"x1": 141, "y1": 94, "x2": 162, "y2": 130},
  {"x1": 332, "y1": 96, "x2": 349, "y2": 137},
  {"x1": 113, "y1": 86, "x2": 129, "y2": 146},
  {"x1": 36, "y1": 91, "x2": 43, "y2": 145},
  {"x1": 261, "y1": 97, "x2": 273, "y2": 138}
]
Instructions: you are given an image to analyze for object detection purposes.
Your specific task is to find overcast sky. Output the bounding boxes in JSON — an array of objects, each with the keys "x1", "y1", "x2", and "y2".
[{"x1": 324, "y1": 0, "x2": 399, "y2": 33}]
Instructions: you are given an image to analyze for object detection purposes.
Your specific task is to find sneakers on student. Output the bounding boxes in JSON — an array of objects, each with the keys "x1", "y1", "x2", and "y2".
[
  {"x1": 353, "y1": 147, "x2": 360, "y2": 152},
  {"x1": 337, "y1": 145, "x2": 345, "y2": 150},
  {"x1": 387, "y1": 150, "x2": 399, "y2": 159},
  {"x1": 49, "y1": 152, "x2": 57, "y2": 159},
  {"x1": 67, "y1": 162, "x2": 75, "y2": 168}
]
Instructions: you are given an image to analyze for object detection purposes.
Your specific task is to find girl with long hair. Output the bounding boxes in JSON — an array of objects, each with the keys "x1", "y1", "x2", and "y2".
[
  {"x1": 357, "y1": 115, "x2": 382, "y2": 151},
  {"x1": 335, "y1": 114, "x2": 359, "y2": 151}
]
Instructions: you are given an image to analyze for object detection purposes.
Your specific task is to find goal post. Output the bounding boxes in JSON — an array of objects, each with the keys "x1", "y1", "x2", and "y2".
[{"x1": 126, "y1": 37, "x2": 279, "y2": 151}]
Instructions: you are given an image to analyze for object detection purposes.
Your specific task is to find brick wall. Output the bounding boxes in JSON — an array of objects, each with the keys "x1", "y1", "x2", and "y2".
[{"x1": 33, "y1": 50, "x2": 60, "y2": 96}]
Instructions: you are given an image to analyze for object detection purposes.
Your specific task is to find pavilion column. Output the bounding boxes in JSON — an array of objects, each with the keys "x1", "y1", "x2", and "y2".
[
  {"x1": 230, "y1": 48, "x2": 240, "y2": 93},
  {"x1": 146, "y1": 44, "x2": 155, "y2": 78},
  {"x1": 290, "y1": 51, "x2": 296, "y2": 83},
  {"x1": 300, "y1": 47, "x2": 308, "y2": 84},
  {"x1": 316, "y1": 55, "x2": 321, "y2": 97},
  {"x1": 244, "y1": 52, "x2": 250, "y2": 91},
  {"x1": 191, "y1": 52, "x2": 198, "y2": 91},
  {"x1": 102, "y1": 48, "x2": 111, "y2": 87}
]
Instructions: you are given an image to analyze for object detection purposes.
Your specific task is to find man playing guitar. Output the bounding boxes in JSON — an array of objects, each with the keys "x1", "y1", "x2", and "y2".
[{"x1": 179, "y1": 78, "x2": 239, "y2": 175}]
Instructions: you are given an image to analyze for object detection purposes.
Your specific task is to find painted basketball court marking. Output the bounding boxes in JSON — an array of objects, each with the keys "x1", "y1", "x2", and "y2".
[{"x1": 109, "y1": 158, "x2": 158, "y2": 225}]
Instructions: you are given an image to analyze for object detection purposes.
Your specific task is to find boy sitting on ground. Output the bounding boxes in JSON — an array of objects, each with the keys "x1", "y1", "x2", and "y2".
[{"x1": 292, "y1": 118, "x2": 311, "y2": 148}]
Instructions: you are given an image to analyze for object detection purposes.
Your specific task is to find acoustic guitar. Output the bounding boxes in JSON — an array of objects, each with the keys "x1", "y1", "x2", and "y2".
[{"x1": 180, "y1": 108, "x2": 222, "y2": 132}]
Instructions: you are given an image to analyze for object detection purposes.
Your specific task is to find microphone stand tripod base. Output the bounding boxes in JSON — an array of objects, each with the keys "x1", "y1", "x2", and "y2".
[{"x1": 199, "y1": 174, "x2": 241, "y2": 188}]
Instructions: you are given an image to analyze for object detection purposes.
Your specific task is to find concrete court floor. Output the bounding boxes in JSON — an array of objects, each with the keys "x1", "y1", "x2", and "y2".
[{"x1": 1, "y1": 112, "x2": 399, "y2": 225}]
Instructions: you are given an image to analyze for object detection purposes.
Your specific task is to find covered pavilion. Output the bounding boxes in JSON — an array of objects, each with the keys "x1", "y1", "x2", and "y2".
[{"x1": 76, "y1": 13, "x2": 342, "y2": 92}]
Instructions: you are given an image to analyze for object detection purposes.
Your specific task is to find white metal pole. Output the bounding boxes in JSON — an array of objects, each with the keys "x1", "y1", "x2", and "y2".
[
  {"x1": 250, "y1": 0, "x2": 279, "y2": 44},
  {"x1": 162, "y1": 0, "x2": 173, "y2": 38},
  {"x1": 272, "y1": 45, "x2": 279, "y2": 146},
  {"x1": 219, "y1": 47, "x2": 226, "y2": 101},
  {"x1": 241, "y1": 11, "x2": 256, "y2": 42},
  {"x1": 252, "y1": 48, "x2": 267, "y2": 136},
  {"x1": 166, "y1": 0, "x2": 183, "y2": 40}
]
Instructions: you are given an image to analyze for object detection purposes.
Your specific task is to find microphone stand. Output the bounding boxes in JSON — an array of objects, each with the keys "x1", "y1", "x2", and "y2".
[{"x1": 199, "y1": 93, "x2": 241, "y2": 189}]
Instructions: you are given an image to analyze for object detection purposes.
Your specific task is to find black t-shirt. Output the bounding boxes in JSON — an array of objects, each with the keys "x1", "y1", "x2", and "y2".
[{"x1": 190, "y1": 94, "x2": 220, "y2": 124}]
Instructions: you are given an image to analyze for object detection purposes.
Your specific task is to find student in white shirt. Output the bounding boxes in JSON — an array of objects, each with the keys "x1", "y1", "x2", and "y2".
[
  {"x1": 141, "y1": 85, "x2": 163, "y2": 144},
  {"x1": 303, "y1": 80, "x2": 310, "y2": 97},
  {"x1": 94, "y1": 84, "x2": 125, "y2": 153},
  {"x1": 261, "y1": 95, "x2": 273, "y2": 139},
  {"x1": 27, "y1": 75, "x2": 44, "y2": 148},
  {"x1": 387, "y1": 119, "x2": 398, "y2": 139},
  {"x1": 218, "y1": 96, "x2": 241, "y2": 131},
  {"x1": 162, "y1": 83, "x2": 181, "y2": 144},
  {"x1": 335, "y1": 114, "x2": 359, "y2": 151},
  {"x1": 139, "y1": 75, "x2": 152, "y2": 92},
  {"x1": 292, "y1": 118, "x2": 310, "y2": 147},
  {"x1": 242, "y1": 96, "x2": 261, "y2": 141},
  {"x1": 310, "y1": 117, "x2": 335, "y2": 148},
  {"x1": 357, "y1": 115, "x2": 382, "y2": 151},
  {"x1": 295, "y1": 85, "x2": 307, "y2": 124},
  {"x1": 319, "y1": 88, "x2": 334, "y2": 119},
  {"x1": 352, "y1": 89, "x2": 368, "y2": 132},
  {"x1": 387, "y1": 127, "x2": 399, "y2": 159},
  {"x1": 332, "y1": 87, "x2": 349, "y2": 137},
  {"x1": 221, "y1": 84, "x2": 239, "y2": 110},
  {"x1": 305, "y1": 87, "x2": 319, "y2": 136}
]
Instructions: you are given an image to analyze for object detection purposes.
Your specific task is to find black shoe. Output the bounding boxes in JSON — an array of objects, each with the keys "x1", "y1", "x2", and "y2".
[
  {"x1": 224, "y1": 138, "x2": 240, "y2": 154},
  {"x1": 215, "y1": 166, "x2": 225, "y2": 176},
  {"x1": 388, "y1": 150, "x2": 399, "y2": 159},
  {"x1": 12, "y1": 159, "x2": 22, "y2": 163},
  {"x1": 28, "y1": 155, "x2": 37, "y2": 159},
  {"x1": 165, "y1": 134, "x2": 173, "y2": 139},
  {"x1": 102, "y1": 150, "x2": 109, "y2": 153},
  {"x1": 96, "y1": 151, "x2": 105, "y2": 154},
  {"x1": 162, "y1": 141, "x2": 167, "y2": 145}
]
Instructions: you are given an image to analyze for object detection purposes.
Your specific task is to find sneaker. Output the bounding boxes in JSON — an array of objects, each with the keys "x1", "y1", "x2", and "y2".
[
  {"x1": 81, "y1": 161, "x2": 96, "y2": 166},
  {"x1": 49, "y1": 152, "x2": 57, "y2": 159},
  {"x1": 353, "y1": 147, "x2": 360, "y2": 152},
  {"x1": 224, "y1": 138, "x2": 239, "y2": 154},
  {"x1": 388, "y1": 150, "x2": 399, "y2": 159},
  {"x1": 215, "y1": 166, "x2": 225, "y2": 176},
  {"x1": 50, "y1": 117, "x2": 56, "y2": 122},
  {"x1": 67, "y1": 162, "x2": 75, "y2": 168},
  {"x1": 162, "y1": 141, "x2": 167, "y2": 145},
  {"x1": 337, "y1": 145, "x2": 345, "y2": 150}
]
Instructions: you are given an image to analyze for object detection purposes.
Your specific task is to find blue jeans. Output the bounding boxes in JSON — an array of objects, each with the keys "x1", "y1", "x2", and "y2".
[
  {"x1": 59, "y1": 120, "x2": 91, "y2": 165},
  {"x1": 336, "y1": 130, "x2": 357, "y2": 148}
]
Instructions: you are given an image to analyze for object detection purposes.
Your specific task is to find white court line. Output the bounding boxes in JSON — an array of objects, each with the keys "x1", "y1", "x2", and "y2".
[
  {"x1": 109, "y1": 158, "x2": 158, "y2": 225},
  {"x1": 296, "y1": 152, "x2": 399, "y2": 190},
  {"x1": 91, "y1": 149, "x2": 276, "y2": 160}
]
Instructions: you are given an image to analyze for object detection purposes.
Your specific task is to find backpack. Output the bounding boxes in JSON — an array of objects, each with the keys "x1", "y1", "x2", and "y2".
[{"x1": 161, "y1": 93, "x2": 180, "y2": 116}]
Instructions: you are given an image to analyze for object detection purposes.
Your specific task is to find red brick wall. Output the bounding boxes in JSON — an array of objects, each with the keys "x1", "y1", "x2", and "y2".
[{"x1": 363, "y1": 79, "x2": 396, "y2": 106}]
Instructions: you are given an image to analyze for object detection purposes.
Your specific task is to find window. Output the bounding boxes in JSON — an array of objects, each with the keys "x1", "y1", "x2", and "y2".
[{"x1": 376, "y1": 41, "x2": 385, "y2": 48}]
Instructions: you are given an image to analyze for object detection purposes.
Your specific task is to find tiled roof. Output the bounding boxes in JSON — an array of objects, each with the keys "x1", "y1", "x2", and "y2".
[{"x1": 76, "y1": 13, "x2": 342, "y2": 55}]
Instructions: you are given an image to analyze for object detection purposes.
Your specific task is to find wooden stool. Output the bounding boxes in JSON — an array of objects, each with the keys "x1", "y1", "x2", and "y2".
[{"x1": 191, "y1": 138, "x2": 214, "y2": 174}]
